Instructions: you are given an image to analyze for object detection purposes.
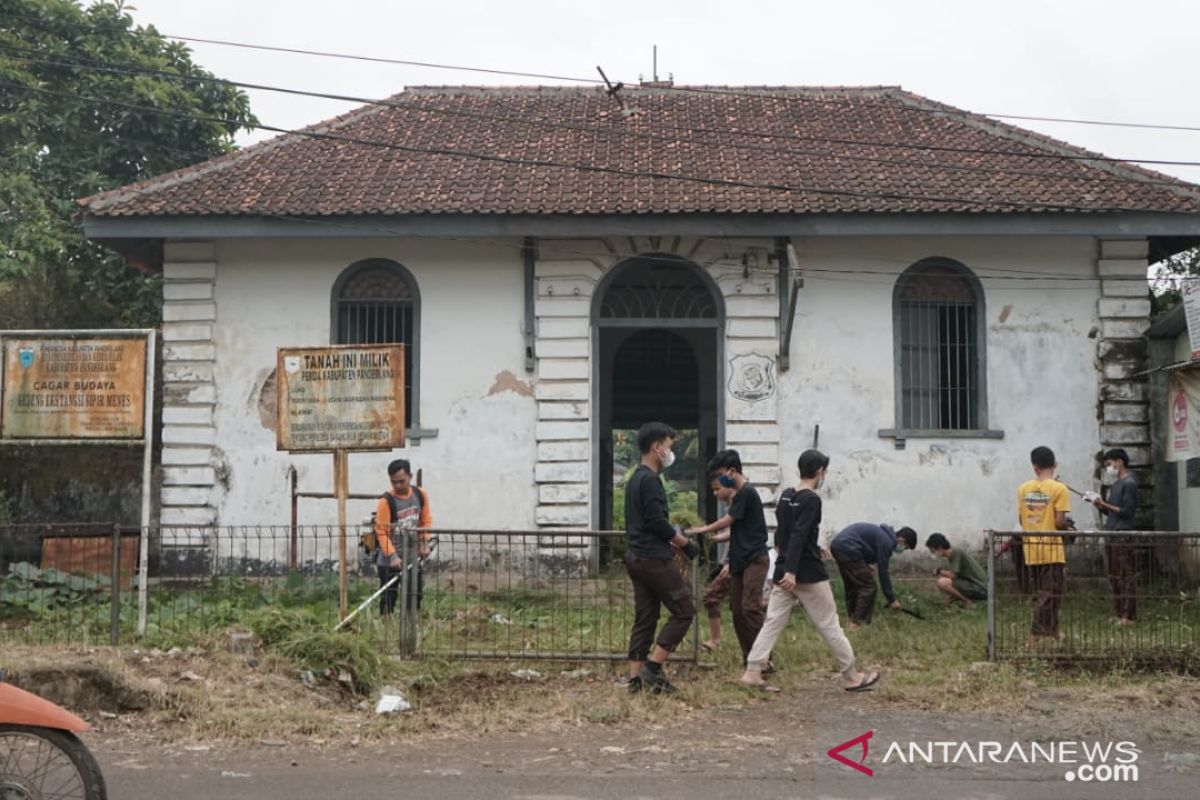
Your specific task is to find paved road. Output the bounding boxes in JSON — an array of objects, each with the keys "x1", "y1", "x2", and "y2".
[{"x1": 94, "y1": 703, "x2": 1199, "y2": 799}]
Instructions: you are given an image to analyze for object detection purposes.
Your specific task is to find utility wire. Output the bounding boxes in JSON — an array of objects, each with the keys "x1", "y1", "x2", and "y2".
[
  {"x1": 6, "y1": 11, "x2": 1200, "y2": 139},
  {"x1": 4, "y1": 43, "x2": 1197, "y2": 191},
  {"x1": 5, "y1": 78, "x2": 1164, "y2": 214}
]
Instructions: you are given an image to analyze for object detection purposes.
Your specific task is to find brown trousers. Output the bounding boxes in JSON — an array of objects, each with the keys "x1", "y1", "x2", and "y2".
[
  {"x1": 624, "y1": 553, "x2": 696, "y2": 660},
  {"x1": 1106, "y1": 538, "x2": 1138, "y2": 621},
  {"x1": 703, "y1": 567, "x2": 732, "y2": 620},
  {"x1": 1030, "y1": 563, "x2": 1065, "y2": 636},
  {"x1": 730, "y1": 555, "x2": 770, "y2": 663},
  {"x1": 834, "y1": 557, "x2": 878, "y2": 625}
]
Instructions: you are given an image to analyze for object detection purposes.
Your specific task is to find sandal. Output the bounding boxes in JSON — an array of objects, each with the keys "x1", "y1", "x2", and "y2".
[
  {"x1": 739, "y1": 679, "x2": 780, "y2": 693},
  {"x1": 699, "y1": 641, "x2": 718, "y2": 653},
  {"x1": 844, "y1": 671, "x2": 881, "y2": 692}
]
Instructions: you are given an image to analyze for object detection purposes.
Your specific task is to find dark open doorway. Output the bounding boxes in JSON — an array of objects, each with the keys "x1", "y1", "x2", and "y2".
[{"x1": 593, "y1": 254, "x2": 723, "y2": 556}]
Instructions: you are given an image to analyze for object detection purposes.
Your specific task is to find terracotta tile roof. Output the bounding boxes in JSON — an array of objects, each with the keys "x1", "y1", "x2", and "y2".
[{"x1": 79, "y1": 86, "x2": 1200, "y2": 217}]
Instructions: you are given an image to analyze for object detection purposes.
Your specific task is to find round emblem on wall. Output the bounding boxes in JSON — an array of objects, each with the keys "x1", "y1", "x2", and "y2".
[{"x1": 728, "y1": 353, "x2": 776, "y2": 404}]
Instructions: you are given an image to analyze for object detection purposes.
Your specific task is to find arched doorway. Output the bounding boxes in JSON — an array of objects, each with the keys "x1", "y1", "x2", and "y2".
[{"x1": 593, "y1": 254, "x2": 724, "y2": 541}]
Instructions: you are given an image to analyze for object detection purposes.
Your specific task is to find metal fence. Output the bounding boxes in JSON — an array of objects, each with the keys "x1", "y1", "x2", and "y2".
[
  {"x1": 988, "y1": 530, "x2": 1200, "y2": 665},
  {"x1": 0, "y1": 523, "x2": 702, "y2": 662}
]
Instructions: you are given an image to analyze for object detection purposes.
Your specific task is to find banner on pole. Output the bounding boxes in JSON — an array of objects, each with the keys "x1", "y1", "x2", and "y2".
[
  {"x1": 1168, "y1": 367, "x2": 1200, "y2": 461},
  {"x1": 1181, "y1": 277, "x2": 1200, "y2": 360}
]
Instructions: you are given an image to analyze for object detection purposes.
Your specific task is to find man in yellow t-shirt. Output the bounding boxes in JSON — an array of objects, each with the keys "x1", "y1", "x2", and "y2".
[{"x1": 1017, "y1": 446, "x2": 1070, "y2": 645}]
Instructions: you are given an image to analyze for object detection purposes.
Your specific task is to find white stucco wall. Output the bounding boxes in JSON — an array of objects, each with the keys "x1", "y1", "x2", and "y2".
[
  {"x1": 784, "y1": 236, "x2": 1105, "y2": 543},
  {"x1": 208, "y1": 238, "x2": 538, "y2": 537},
  {"x1": 191, "y1": 233, "x2": 1114, "y2": 551}
]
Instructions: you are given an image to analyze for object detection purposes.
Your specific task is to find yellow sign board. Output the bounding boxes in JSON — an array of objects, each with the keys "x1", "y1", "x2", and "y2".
[
  {"x1": 1, "y1": 337, "x2": 147, "y2": 439},
  {"x1": 276, "y1": 344, "x2": 406, "y2": 452}
]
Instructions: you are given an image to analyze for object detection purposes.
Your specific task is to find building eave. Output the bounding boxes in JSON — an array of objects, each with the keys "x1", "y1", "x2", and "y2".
[{"x1": 83, "y1": 211, "x2": 1200, "y2": 244}]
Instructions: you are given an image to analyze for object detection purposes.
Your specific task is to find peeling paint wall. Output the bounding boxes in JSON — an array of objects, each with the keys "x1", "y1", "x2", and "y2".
[
  {"x1": 782, "y1": 236, "x2": 1106, "y2": 543},
  {"x1": 208, "y1": 238, "x2": 538, "y2": 545},
  {"x1": 185, "y1": 233, "x2": 1124, "y2": 551}
]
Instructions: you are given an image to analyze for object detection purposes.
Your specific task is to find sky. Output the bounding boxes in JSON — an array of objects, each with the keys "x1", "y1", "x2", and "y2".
[{"x1": 121, "y1": 0, "x2": 1200, "y2": 184}]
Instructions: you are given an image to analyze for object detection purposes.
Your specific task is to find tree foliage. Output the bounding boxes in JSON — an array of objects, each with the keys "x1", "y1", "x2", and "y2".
[
  {"x1": 0, "y1": 0, "x2": 256, "y2": 327},
  {"x1": 1151, "y1": 247, "x2": 1200, "y2": 318}
]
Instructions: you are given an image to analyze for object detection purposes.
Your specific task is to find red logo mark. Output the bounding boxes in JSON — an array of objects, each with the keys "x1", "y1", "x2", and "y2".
[
  {"x1": 1174, "y1": 391, "x2": 1189, "y2": 433},
  {"x1": 827, "y1": 730, "x2": 874, "y2": 777}
]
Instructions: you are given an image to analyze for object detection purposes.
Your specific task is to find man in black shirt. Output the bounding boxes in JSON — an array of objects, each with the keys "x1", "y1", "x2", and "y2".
[
  {"x1": 739, "y1": 450, "x2": 880, "y2": 693},
  {"x1": 1084, "y1": 447, "x2": 1139, "y2": 624},
  {"x1": 686, "y1": 449, "x2": 769, "y2": 665},
  {"x1": 624, "y1": 421, "x2": 698, "y2": 694}
]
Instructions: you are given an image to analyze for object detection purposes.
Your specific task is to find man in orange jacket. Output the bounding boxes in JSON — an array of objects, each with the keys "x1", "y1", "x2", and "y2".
[{"x1": 375, "y1": 459, "x2": 432, "y2": 616}]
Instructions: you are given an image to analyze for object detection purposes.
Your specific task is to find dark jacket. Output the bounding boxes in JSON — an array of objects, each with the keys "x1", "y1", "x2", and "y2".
[
  {"x1": 625, "y1": 464, "x2": 676, "y2": 560},
  {"x1": 773, "y1": 488, "x2": 828, "y2": 584},
  {"x1": 830, "y1": 522, "x2": 899, "y2": 604}
]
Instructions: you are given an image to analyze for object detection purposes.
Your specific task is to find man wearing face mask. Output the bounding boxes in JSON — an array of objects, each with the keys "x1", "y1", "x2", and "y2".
[
  {"x1": 1083, "y1": 448, "x2": 1138, "y2": 625},
  {"x1": 829, "y1": 522, "x2": 918, "y2": 629},
  {"x1": 624, "y1": 421, "x2": 699, "y2": 694},
  {"x1": 685, "y1": 449, "x2": 770, "y2": 667}
]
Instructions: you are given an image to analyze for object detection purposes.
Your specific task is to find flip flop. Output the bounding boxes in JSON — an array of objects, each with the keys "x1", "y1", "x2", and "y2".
[
  {"x1": 844, "y1": 671, "x2": 881, "y2": 692},
  {"x1": 699, "y1": 641, "x2": 717, "y2": 653}
]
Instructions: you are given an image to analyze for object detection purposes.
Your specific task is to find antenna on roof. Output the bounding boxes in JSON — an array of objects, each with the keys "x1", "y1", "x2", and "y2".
[
  {"x1": 639, "y1": 45, "x2": 674, "y2": 88},
  {"x1": 596, "y1": 66, "x2": 626, "y2": 111}
]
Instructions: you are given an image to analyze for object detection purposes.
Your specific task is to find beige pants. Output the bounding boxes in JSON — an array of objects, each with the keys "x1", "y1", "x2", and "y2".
[{"x1": 746, "y1": 581, "x2": 856, "y2": 677}]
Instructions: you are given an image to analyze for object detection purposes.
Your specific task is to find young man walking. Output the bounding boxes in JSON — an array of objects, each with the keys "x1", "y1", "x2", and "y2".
[
  {"x1": 1018, "y1": 446, "x2": 1071, "y2": 647},
  {"x1": 624, "y1": 421, "x2": 698, "y2": 694},
  {"x1": 829, "y1": 522, "x2": 917, "y2": 629},
  {"x1": 374, "y1": 459, "x2": 432, "y2": 616},
  {"x1": 1085, "y1": 448, "x2": 1138, "y2": 625},
  {"x1": 740, "y1": 450, "x2": 879, "y2": 693},
  {"x1": 926, "y1": 533, "x2": 988, "y2": 606},
  {"x1": 686, "y1": 450, "x2": 770, "y2": 666}
]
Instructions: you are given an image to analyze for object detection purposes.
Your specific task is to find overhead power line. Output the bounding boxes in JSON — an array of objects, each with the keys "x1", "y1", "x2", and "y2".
[
  {"x1": 150, "y1": 33, "x2": 1200, "y2": 134},
  {"x1": 5, "y1": 10, "x2": 1200, "y2": 137},
  {"x1": 4, "y1": 43, "x2": 1198, "y2": 191}
]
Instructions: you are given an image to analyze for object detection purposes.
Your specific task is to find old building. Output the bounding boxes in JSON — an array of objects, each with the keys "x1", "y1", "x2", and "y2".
[{"x1": 80, "y1": 85, "x2": 1200, "y2": 547}]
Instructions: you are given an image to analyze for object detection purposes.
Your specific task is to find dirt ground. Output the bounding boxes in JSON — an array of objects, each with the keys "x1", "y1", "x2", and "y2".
[
  {"x1": 7, "y1": 644, "x2": 1200, "y2": 798},
  {"x1": 90, "y1": 684, "x2": 1200, "y2": 800}
]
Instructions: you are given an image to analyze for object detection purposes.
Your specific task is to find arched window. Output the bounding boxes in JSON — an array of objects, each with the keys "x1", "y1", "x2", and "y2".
[
  {"x1": 893, "y1": 258, "x2": 986, "y2": 431},
  {"x1": 331, "y1": 259, "x2": 419, "y2": 429}
]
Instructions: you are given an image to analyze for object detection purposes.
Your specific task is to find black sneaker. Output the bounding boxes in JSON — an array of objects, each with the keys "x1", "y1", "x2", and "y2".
[
  {"x1": 637, "y1": 663, "x2": 678, "y2": 695},
  {"x1": 625, "y1": 675, "x2": 643, "y2": 694}
]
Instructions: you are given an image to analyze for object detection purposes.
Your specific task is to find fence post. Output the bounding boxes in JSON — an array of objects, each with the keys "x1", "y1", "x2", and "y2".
[
  {"x1": 690, "y1": 545, "x2": 700, "y2": 664},
  {"x1": 110, "y1": 523, "x2": 121, "y2": 646},
  {"x1": 397, "y1": 525, "x2": 410, "y2": 657},
  {"x1": 986, "y1": 529, "x2": 996, "y2": 661}
]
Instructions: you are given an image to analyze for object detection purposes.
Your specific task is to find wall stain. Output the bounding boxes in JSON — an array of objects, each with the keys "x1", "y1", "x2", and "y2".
[
  {"x1": 487, "y1": 370, "x2": 534, "y2": 398},
  {"x1": 249, "y1": 368, "x2": 278, "y2": 431}
]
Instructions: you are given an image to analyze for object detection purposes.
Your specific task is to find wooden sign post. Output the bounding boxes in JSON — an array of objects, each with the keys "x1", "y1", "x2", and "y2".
[{"x1": 275, "y1": 344, "x2": 406, "y2": 618}]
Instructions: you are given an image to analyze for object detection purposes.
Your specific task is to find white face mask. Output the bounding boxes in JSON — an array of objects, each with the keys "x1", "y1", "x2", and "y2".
[
  {"x1": 1105, "y1": 465, "x2": 1119, "y2": 478},
  {"x1": 661, "y1": 448, "x2": 676, "y2": 469}
]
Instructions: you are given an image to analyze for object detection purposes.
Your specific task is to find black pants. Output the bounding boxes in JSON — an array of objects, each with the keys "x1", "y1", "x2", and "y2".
[
  {"x1": 834, "y1": 555, "x2": 878, "y2": 625},
  {"x1": 625, "y1": 553, "x2": 696, "y2": 660},
  {"x1": 377, "y1": 563, "x2": 423, "y2": 615}
]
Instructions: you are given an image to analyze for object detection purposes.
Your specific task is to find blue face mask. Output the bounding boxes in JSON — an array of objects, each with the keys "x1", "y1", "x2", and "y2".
[
  {"x1": 717, "y1": 474, "x2": 736, "y2": 489},
  {"x1": 893, "y1": 544, "x2": 906, "y2": 554}
]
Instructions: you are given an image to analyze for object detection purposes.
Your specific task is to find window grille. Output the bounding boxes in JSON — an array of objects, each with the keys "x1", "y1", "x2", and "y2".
[
  {"x1": 333, "y1": 261, "x2": 416, "y2": 428},
  {"x1": 896, "y1": 264, "x2": 982, "y2": 431}
]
